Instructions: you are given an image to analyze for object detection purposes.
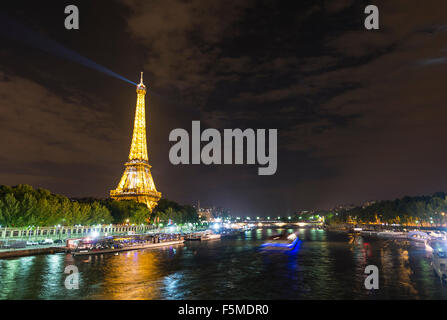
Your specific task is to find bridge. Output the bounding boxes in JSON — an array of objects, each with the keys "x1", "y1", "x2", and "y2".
[{"x1": 226, "y1": 221, "x2": 323, "y2": 228}]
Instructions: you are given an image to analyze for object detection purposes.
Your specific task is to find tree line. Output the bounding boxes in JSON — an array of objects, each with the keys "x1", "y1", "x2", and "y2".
[
  {"x1": 0, "y1": 184, "x2": 200, "y2": 227},
  {"x1": 324, "y1": 192, "x2": 447, "y2": 226}
]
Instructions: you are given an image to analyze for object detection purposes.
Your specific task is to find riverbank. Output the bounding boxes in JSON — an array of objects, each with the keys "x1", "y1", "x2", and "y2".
[
  {"x1": 326, "y1": 222, "x2": 447, "y2": 232},
  {"x1": 0, "y1": 228, "x2": 231, "y2": 259},
  {"x1": 0, "y1": 246, "x2": 67, "y2": 259}
]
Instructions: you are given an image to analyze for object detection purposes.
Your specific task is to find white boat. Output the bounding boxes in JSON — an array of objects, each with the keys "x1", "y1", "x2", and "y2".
[
  {"x1": 428, "y1": 231, "x2": 447, "y2": 240},
  {"x1": 408, "y1": 231, "x2": 430, "y2": 243},
  {"x1": 201, "y1": 232, "x2": 221, "y2": 241}
]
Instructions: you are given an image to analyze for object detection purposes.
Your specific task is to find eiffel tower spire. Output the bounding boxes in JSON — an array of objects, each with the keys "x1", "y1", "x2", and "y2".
[{"x1": 110, "y1": 72, "x2": 161, "y2": 210}]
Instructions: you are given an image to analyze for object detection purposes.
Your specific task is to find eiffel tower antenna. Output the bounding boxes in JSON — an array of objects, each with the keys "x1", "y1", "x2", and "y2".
[{"x1": 110, "y1": 73, "x2": 161, "y2": 210}]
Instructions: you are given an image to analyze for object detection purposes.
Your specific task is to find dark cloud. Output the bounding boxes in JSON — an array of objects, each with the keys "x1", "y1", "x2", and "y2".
[
  {"x1": 0, "y1": 72, "x2": 125, "y2": 195},
  {"x1": 2, "y1": 0, "x2": 447, "y2": 215},
  {"x1": 122, "y1": 0, "x2": 254, "y2": 105}
]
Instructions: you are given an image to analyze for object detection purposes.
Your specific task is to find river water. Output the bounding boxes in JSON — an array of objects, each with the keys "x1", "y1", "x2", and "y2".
[{"x1": 1, "y1": 228, "x2": 446, "y2": 299}]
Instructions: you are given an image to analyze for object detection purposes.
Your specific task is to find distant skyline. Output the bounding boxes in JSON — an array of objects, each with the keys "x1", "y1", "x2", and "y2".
[{"x1": 2, "y1": 1, "x2": 447, "y2": 216}]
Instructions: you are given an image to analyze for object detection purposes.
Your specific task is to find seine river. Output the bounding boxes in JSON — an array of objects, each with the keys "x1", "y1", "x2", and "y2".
[{"x1": 1, "y1": 228, "x2": 447, "y2": 299}]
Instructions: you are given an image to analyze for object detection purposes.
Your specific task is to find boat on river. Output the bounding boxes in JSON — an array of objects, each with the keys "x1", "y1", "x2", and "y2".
[
  {"x1": 184, "y1": 231, "x2": 221, "y2": 241},
  {"x1": 408, "y1": 231, "x2": 430, "y2": 243},
  {"x1": 184, "y1": 234, "x2": 202, "y2": 241},
  {"x1": 260, "y1": 231, "x2": 300, "y2": 251},
  {"x1": 428, "y1": 231, "x2": 447, "y2": 240},
  {"x1": 71, "y1": 234, "x2": 184, "y2": 256},
  {"x1": 201, "y1": 231, "x2": 221, "y2": 241}
]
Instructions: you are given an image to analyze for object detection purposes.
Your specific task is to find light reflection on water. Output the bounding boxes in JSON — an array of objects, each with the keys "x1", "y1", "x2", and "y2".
[{"x1": 1, "y1": 228, "x2": 447, "y2": 299}]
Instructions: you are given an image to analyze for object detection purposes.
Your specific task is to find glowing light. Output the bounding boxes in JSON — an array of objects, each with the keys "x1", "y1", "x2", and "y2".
[
  {"x1": 260, "y1": 236, "x2": 300, "y2": 250},
  {"x1": 110, "y1": 73, "x2": 161, "y2": 211},
  {"x1": 287, "y1": 233, "x2": 297, "y2": 240}
]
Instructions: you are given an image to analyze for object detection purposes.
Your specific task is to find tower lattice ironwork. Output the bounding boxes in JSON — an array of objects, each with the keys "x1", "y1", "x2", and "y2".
[{"x1": 110, "y1": 72, "x2": 161, "y2": 210}]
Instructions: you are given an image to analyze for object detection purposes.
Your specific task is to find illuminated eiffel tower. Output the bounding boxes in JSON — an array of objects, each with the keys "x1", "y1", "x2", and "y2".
[{"x1": 110, "y1": 72, "x2": 161, "y2": 210}]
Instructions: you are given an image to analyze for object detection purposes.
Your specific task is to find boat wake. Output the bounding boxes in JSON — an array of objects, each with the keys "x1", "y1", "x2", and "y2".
[{"x1": 260, "y1": 231, "x2": 301, "y2": 253}]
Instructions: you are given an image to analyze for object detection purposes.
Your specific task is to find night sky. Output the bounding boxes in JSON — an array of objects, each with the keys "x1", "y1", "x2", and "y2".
[{"x1": 2, "y1": 0, "x2": 447, "y2": 217}]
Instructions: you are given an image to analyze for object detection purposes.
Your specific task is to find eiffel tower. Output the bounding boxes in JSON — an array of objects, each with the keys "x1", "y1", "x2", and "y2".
[{"x1": 110, "y1": 72, "x2": 161, "y2": 210}]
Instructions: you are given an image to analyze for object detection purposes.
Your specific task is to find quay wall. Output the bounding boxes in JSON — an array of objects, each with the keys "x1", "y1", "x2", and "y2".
[
  {"x1": 0, "y1": 246, "x2": 66, "y2": 259},
  {"x1": 0, "y1": 224, "x2": 155, "y2": 241}
]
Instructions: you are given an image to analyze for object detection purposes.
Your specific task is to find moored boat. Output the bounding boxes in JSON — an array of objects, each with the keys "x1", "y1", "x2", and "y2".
[
  {"x1": 71, "y1": 234, "x2": 184, "y2": 256},
  {"x1": 408, "y1": 231, "x2": 430, "y2": 243},
  {"x1": 428, "y1": 231, "x2": 447, "y2": 240},
  {"x1": 201, "y1": 232, "x2": 221, "y2": 241},
  {"x1": 184, "y1": 235, "x2": 201, "y2": 241}
]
